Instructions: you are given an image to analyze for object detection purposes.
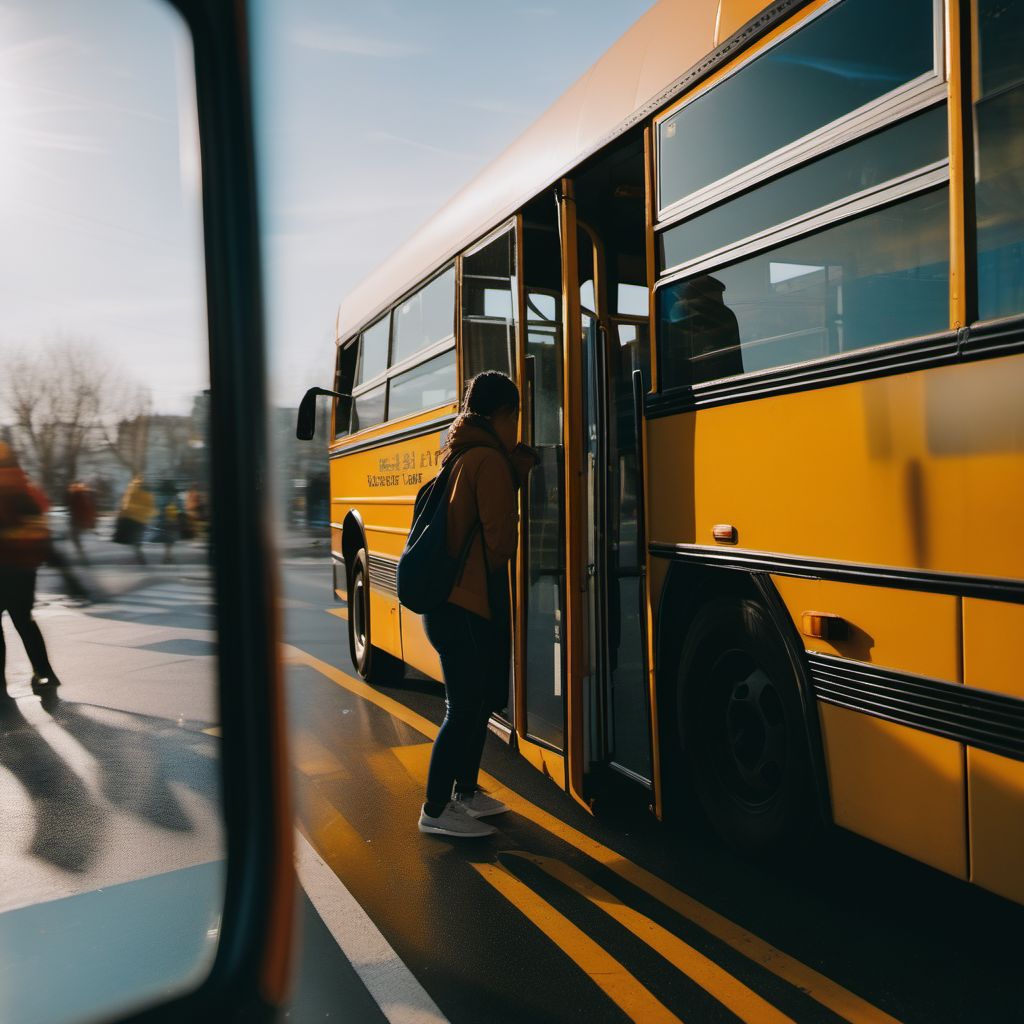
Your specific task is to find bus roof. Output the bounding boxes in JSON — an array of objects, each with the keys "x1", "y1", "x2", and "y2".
[{"x1": 336, "y1": 0, "x2": 735, "y2": 344}]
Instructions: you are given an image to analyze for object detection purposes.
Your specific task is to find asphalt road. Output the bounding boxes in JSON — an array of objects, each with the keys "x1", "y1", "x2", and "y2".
[
  {"x1": 2, "y1": 545, "x2": 1022, "y2": 1024},
  {"x1": 280, "y1": 562, "x2": 1024, "y2": 1024}
]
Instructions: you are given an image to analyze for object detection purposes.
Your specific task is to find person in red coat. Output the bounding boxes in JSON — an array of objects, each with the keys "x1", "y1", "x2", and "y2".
[{"x1": 0, "y1": 442, "x2": 61, "y2": 699}]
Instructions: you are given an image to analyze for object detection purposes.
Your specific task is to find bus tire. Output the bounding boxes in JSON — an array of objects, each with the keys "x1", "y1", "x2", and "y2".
[
  {"x1": 347, "y1": 548, "x2": 403, "y2": 685},
  {"x1": 678, "y1": 596, "x2": 812, "y2": 854}
]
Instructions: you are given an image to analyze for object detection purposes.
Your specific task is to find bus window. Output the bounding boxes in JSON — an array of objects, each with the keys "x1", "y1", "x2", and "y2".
[
  {"x1": 391, "y1": 266, "x2": 455, "y2": 364},
  {"x1": 974, "y1": 0, "x2": 1024, "y2": 320},
  {"x1": 387, "y1": 350, "x2": 457, "y2": 421},
  {"x1": 462, "y1": 227, "x2": 518, "y2": 380},
  {"x1": 658, "y1": 0, "x2": 937, "y2": 214},
  {"x1": 659, "y1": 187, "x2": 949, "y2": 387},
  {"x1": 333, "y1": 341, "x2": 358, "y2": 437},
  {"x1": 659, "y1": 105, "x2": 948, "y2": 273},
  {"x1": 351, "y1": 383, "x2": 386, "y2": 432},
  {"x1": 355, "y1": 315, "x2": 390, "y2": 386}
]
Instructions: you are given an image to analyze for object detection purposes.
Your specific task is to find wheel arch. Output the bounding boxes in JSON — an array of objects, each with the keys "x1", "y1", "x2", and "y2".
[
  {"x1": 654, "y1": 560, "x2": 831, "y2": 825},
  {"x1": 340, "y1": 508, "x2": 366, "y2": 581}
]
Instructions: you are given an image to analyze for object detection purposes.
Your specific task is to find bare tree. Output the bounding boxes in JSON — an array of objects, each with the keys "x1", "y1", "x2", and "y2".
[{"x1": 2, "y1": 338, "x2": 151, "y2": 497}]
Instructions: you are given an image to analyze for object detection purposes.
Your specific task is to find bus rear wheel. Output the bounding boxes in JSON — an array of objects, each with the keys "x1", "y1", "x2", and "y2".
[
  {"x1": 347, "y1": 548, "x2": 403, "y2": 685},
  {"x1": 678, "y1": 596, "x2": 811, "y2": 854}
]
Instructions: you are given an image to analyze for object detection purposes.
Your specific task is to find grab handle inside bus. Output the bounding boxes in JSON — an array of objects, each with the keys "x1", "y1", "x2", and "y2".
[{"x1": 296, "y1": 386, "x2": 348, "y2": 440}]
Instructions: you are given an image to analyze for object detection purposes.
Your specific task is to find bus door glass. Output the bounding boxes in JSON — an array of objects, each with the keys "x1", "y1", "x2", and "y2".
[
  {"x1": 520, "y1": 210, "x2": 567, "y2": 751},
  {"x1": 577, "y1": 215, "x2": 652, "y2": 785}
]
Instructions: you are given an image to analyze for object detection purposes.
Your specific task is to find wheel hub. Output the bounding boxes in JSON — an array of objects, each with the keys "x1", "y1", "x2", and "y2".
[{"x1": 720, "y1": 664, "x2": 787, "y2": 804}]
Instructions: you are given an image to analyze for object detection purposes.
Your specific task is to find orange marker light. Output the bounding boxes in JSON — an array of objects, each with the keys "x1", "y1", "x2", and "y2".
[
  {"x1": 712, "y1": 523, "x2": 737, "y2": 543},
  {"x1": 801, "y1": 612, "x2": 848, "y2": 642}
]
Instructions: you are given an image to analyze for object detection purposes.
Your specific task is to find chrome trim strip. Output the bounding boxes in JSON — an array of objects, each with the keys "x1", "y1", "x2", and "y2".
[
  {"x1": 367, "y1": 552, "x2": 399, "y2": 596},
  {"x1": 329, "y1": 413, "x2": 455, "y2": 460},
  {"x1": 656, "y1": 160, "x2": 949, "y2": 281},
  {"x1": 648, "y1": 543, "x2": 1024, "y2": 604},
  {"x1": 809, "y1": 653, "x2": 1024, "y2": 762},
  {"x1": 349, "y1": 337, "x2": 456, "y2": 399}
]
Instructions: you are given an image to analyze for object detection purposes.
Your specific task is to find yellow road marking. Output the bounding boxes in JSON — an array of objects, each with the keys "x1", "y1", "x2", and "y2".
[
  {"x1": 326, "y1": 607, "x2": 349, "y2": 620},
  {"x1": 509, "y1": 853, "x2": 793, "y2": 1024},
  {"x1": 201, "y1": 726, "x2": 221, "y2": 737},
  {"x1": 284, "y1": 644, "x2": 902, "y2": 1024},
  {"x1": 292, "y1": 729, "x2": 351, "y2": 780},
  {"x1": 471, "y1": 861, "x2": 682, "y2": 1024}
]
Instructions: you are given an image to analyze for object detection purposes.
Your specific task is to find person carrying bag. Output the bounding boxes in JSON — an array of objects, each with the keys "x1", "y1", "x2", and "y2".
[{"x1": 410, "y1": 371, "x2": 537, "y2": 839}]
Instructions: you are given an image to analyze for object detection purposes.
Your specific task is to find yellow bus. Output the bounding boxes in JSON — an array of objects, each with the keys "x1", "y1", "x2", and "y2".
[{"x1": 306, "y1": 0, "x2": 1024, "y2": 905}]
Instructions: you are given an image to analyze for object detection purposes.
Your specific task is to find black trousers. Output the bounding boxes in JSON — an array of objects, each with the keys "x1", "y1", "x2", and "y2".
[
  {"x1": 423, "y1": 597, "x2": 509, "y2": 807},
  {"x1": 0, "y1": 569, "x2": 54, "y2": 686}
]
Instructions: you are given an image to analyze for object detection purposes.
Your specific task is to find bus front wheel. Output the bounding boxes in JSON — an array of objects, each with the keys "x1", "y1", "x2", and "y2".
[
  {"x1": 347, "y1": 548, "x2": 403, "y2": 685},
  {"x1": 678, "y1": 596, "x2": 812, "y2": 854}
]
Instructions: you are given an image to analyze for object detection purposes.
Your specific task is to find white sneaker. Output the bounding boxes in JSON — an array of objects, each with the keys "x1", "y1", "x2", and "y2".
[
  {"x1": 418, "y1": 802, "x2": 497, "y2": 838},
  {"x1": 453, "y1": 790, "x2": 510, "y2": 818}
]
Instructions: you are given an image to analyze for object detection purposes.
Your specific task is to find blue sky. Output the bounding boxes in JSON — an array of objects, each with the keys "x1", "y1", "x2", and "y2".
[
  {"x1": 251, "y1": 0, "x2": 653, "y2": 405},
  {"x1": 0, "y1": 1, "x2": 653, "y2": 415}
]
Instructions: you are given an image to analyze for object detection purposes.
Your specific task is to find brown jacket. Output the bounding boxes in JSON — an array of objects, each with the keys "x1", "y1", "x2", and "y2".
[{"x1": 443, "y1": 416, "x2": 535, "y2": 620}]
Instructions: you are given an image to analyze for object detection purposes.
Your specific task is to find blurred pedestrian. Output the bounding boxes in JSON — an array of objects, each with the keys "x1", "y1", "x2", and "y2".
[
  {"x1": 65, "y1": 480, "x2": 97, "y2": 563},
  {"x1": 0, "y1": 443, "x2": 62, "y2": 699},
  {"x1": 114, "y1": 476, "x2": 155, "y2": 565},
  {"x1": 155, "y1": 480, "x2": 181, "y2": 565},
  {"x1": 183, "y1": 483, "x2": 206, "y2": 541}
]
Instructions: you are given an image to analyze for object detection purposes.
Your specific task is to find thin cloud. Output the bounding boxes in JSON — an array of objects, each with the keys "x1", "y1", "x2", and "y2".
[
  {"x1": 368, "y1": 129, "x2": 478, "y2": 163},
  {"x1": 290, "y1": 27, "x2": 423, "y2": 59}
]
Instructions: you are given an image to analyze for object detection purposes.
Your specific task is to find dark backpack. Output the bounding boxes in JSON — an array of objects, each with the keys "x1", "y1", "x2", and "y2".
[{"x1": 397, "y1": 446, "x2": 483, "y2": 614}]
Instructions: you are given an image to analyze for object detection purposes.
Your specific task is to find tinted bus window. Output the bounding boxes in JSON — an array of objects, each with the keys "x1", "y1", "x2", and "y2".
[
  {"x1": 974, "y1": 0, "x2": 1024, "y2": 320},
  {"x1": 387, "y1": 350, "x2": 457, "y2": 421},
  {"x1": 658, "y1": 0, "x2": 936, "y2": 211},
  {"x1": 351, "y1": 383, "x2": 386, "y2": 432},
  {"x1": 392, "y1": 267, "x2": 455, "y2": 364},
  {"x1": 660, "y1": 105, "x2": 947, "y2": 271},
  {"x1": 659, "y1": 188, "x2": 949, "y2": 386},
  {"x1": 462, "y1": 228, "x2": 518, "y2": 380},
  {"x1": 356, "y1": 316, "x2": 389, "y2": 385}
]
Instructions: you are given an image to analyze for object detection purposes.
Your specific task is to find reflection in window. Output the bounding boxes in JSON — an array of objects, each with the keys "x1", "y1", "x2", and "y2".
[
  {"x1": 391, "y1": 267, "x2": 455, "y2": 364},
  {"x1": 350, "y1": 384, "x2": 386, "y2": 432},
  {"x1": 659, "y1": 188, "x2": 949, "y2": 387},
  {"x1": 387, "y1": 350, "x2": 457, "y2": 421},
  {"x1": 356, "y1": 316, "x2": 389, "y2": 385},
  {"x1": 462, "y1": 229, "x2": 517, "y2": 380},
  {"x1": 660, "y1": 105, "x2": 948, "y2": 270},
  {"x1": 658, "y1": 0, "x2": 936, "y2": 210},
  {"x1": 974, "y1": 0, "x2": 1024, "y2": 320}
]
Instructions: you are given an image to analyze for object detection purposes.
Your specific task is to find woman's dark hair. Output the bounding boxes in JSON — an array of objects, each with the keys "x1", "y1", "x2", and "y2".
[
  {"x1": 462, "y1": 370, "x2": 519, "y2": 418},
  {"x1": 443, "y1": 371, "x2": 519, "y2": 457}
]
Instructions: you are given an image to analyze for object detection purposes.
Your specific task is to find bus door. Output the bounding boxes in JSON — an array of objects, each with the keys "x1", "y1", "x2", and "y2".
[
  {"x1": 519, "y1": 211, "x2": 568, "y2": 758},
  {"x1": 575, "y1": 219, "x2": 653, "y2": 790}
]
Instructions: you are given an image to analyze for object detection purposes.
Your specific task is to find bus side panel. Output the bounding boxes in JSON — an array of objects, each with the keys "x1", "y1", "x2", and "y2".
[
  {"x1": 771, "y1": 576, "x2": 967, "y2": 878},
  {"x1": 400, "y1": 609, "x2": 443, "y2": 681},
  {"x1": 646, "y1": 355, "x2": 1024, "y2": 886},
  {"x1": 329, "y1": 409, "x2": 453, "y2": 666},
  {"x1": 964, "y1": 599, "x2": 1024, "y2": 904}
]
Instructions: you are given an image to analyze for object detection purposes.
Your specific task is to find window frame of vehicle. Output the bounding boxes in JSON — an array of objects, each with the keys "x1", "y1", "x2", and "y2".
[
  {"x1": 113, "y1": 1, "x2": 293, "y2": 1020},
  {"x1": 651, "y1": 0, "x2": 954, "y2": 401},
  {"x1": 343, "y1": 262, "x2": 458, "y2": 435}
]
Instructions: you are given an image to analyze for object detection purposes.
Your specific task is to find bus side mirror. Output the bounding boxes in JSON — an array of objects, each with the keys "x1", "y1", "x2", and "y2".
[{"x1": 297, "y1": 386, "x2": 347, "y2": 440}]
